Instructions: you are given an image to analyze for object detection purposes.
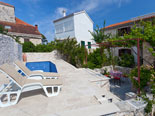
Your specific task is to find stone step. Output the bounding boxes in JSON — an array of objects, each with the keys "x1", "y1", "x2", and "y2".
[{"x1": 50, "y1": 103, "x2": 120, "y2": 116}]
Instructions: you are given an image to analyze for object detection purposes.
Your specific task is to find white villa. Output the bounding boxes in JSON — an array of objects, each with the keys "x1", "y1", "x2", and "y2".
[{"x1": 53, "y1": 10, "x2": 94, "y2": 49}]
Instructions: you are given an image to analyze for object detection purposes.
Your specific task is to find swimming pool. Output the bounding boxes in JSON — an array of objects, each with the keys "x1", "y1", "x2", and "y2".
[{"x1": 26, "y1": 61, "x2": 58, "y2": 73}]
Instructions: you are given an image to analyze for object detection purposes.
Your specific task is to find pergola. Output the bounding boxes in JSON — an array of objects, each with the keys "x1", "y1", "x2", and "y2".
[{"x1": 85, "y1": 38, "x2": 142, "y2": 94}]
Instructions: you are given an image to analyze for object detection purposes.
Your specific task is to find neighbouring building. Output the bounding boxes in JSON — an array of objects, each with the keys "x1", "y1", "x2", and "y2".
[
  {"x1": 53, "y1": 10, "x2": 94, "y2": 49},
  {"x1": 0, "y1": 2, "x2": 42, "y2": 45},
  {"x1": 104, "y1": 12, "x2": 155, "y2": 36},
  {"x1": 104, "y1": 13, "x2": 155, "y2": 65}
]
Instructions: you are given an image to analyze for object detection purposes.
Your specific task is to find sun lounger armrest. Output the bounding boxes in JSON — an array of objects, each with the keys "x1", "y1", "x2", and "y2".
[
  {"x1": 29, "y1": 74, "x2": 44, "y2": 79},
  {"x1": 32, "y1": 70, "x2": 44, "y2": 72}
]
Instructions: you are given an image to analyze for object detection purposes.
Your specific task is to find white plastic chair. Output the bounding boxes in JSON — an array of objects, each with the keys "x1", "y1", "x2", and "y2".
[{"x1": 0, "y1": 64, "x2": 63, "y2": 107}]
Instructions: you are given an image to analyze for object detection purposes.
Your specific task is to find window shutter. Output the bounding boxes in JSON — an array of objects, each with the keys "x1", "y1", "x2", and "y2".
[
  {"x1": 81, "y1": 41, "x2": 85, "y2": 47},
  {"x1": 88, "y1": 42, "x2": 91, "y2": 49}
]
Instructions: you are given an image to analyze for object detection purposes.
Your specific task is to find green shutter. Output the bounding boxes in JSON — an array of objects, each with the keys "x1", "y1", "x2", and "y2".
[
  {"x1": 81, "y1": 41, "x2": 85, "y2": 47},
  {"x1": 88, "y1": 42, "x2": 91, "y2": 49}
]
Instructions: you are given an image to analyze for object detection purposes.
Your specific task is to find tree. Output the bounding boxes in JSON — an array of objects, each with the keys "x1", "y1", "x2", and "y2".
[{"x1": 89, "y1": 21, "x2": 111, "y2": 43}]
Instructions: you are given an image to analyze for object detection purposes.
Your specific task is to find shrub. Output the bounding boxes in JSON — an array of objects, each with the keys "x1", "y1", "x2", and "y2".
[
  {"x1": 130, "y1": 65, "x2": 152, "y2": 90},
  {"x1": 0, "y1": 25, "x2": 8, "y2": 34},
  {"x1": 54, "y1": 38, "x2": 85, "y2": 67},
  {"x1": 130, "y1": 65, "x2": 155, "y2": 114},
  {"x1": 86, "y1": 48, "x2": 112, "y2": 69},
  {"x1": 22, "y1": 41, "x2": 36, "y2": 52},
  {"x1": 87, "y1": 48, "x2": 103, "y2": 69},
  {"x1": 118, "y1": 54, "x2": 135, "y2": 68},
  {"x1": 35, "y1": 43, "x2": 55, "y2": 52}
]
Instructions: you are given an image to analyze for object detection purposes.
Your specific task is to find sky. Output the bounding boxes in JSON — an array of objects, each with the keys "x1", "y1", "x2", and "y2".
[{"x1": 1, "y1": 0, "x2": 155, "y2": 42}]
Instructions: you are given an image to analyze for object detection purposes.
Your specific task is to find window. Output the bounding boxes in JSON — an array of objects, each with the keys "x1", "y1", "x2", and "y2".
[
  {"x1": 24, "y1": 39, "x2": 30, "y2": 42},
  {"x1": 55, "y1": 20, "x2": 74, "y2": 34},
  {"x1": 81, "y1": 41, "x2": 85, "y2": 47},
  {"x1": 88, "y1": 42, "x2": 91, "y2": 49},
  {"x1": 55, "y1": 24, "x2": 63, "y2": 34},
  {"x1": 118, "y1": 27, "x2": 131, "y2": 36},
  {"x1": 119, "y1": 49, "x2": 131, "y2": 56},
  {"x1": 64, "y1": 21, "x2": 74, "y2": 32},
  {"x1": 4, "y1": 26, "x2": 11, "y2": 30}
]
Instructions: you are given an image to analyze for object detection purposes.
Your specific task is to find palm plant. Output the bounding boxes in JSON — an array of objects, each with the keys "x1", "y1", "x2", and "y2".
[{"x1": 89, "y1": 20, "x2": 111, "y2": 43}]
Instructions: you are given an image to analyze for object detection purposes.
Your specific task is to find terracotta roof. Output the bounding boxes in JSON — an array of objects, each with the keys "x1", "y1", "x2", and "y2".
[
  {"x1": 105, "y1": 14, "x2": 155, "y2": 29},
  {"x1": 0, "y1": 1, "x2": 14, "y2": 7},
  {"x1": 105, "y1": 20, "x2": 132, "y2": 29},
  {"x1": 16, "y1": 17, "x2": 33, "y2": 27},
  {"x1": 0, "y1": 17, "x2": 41, "y2": 35}
]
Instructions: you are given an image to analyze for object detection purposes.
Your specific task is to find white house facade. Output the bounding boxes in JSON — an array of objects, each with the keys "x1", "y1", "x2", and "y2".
[{"x1": 53, "y1": 10, "x2": 94, "y2": 48}]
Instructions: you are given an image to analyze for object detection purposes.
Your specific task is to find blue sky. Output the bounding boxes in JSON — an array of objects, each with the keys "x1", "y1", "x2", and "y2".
[{"x1": 1, "y1": 0, "x2": 155, "y2": 42}]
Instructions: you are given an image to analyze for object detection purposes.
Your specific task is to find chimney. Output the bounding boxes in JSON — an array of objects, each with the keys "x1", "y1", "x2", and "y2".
[
  {"x1": 35, "y1": 24, "x2": 38, "y2": 30},
  {"x1": 62, "y1": 10, "x2": 66, "y2": 17}
]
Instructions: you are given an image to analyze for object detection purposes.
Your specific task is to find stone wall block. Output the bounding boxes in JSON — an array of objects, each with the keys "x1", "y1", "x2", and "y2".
[{"x1": 0, "y1": 34, "x2": 22, "y2": 65}]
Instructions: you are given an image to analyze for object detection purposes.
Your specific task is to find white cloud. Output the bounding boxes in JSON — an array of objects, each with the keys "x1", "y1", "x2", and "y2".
[
  {"x1": 76, "y1": 0, "x2": 131, "y2": 13},
  {"x1": 77, "y1": 0, "x2": 99, "y2": 12}
]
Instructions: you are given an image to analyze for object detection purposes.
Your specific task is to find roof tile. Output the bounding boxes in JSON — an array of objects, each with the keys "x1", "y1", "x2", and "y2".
[
  {"x1": 105, "y1": 20, "x2": 132, "y2": 29},
  {"x1": 0, "y1": 1, "x2": 14, "y2": 7},
  {"x1": 16, "y1": 18, "x2": 33, "y2": 27},
  {"x1": 105, "y1": 14, "x2": 155, "y2": 29},
  {"x1": 0, "y1": 18, "x2": 41, "y2": 35}
]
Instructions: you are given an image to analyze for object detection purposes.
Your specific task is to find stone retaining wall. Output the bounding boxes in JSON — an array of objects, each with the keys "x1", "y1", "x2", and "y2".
[
  {"x1": 24, "y1": 51, "x2": 62, "y2": 62},
  {"x1": 0, "y1": 34, "x2": 22, "y2": 65}
]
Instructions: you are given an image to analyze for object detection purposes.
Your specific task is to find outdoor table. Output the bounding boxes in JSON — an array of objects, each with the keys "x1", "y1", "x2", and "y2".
[
  {"x1": 110, "y1": 70, "x2": 123, "y2": 78},
  {"x1": 110, "y1": 70, "x2": 123, "y2": 85}
]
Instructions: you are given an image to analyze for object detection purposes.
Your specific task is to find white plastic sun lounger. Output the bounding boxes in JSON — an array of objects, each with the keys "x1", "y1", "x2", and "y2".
[
  {"x1": 0, "y1": 64, "x2": 63, "y2": 107},
  {"x1": 14, "y1": 60, "x2": 60, "y2": 80}
]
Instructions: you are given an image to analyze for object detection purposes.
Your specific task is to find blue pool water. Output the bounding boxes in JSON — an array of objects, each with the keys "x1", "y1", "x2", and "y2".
[{"x1": 26, "y1": 61, "x2": 57, "y2": 73}]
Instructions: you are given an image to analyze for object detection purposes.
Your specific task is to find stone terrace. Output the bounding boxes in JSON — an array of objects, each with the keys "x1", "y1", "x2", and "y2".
[{"x1": 0, "y1": 51, "x2": 123, "y2": 116}]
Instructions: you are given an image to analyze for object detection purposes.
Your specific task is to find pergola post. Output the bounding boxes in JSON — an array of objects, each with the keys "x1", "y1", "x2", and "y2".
[{"x1": 137, "y1": 38, "x2": 141, "y2": 94}]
